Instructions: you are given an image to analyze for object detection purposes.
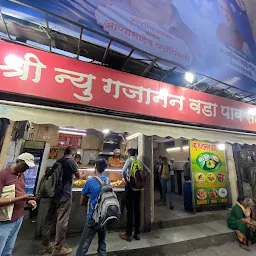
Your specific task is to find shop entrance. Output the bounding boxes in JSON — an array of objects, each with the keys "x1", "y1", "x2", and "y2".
[{"x1": 153, "y1": 137, "x2": 192, "y2": 223}]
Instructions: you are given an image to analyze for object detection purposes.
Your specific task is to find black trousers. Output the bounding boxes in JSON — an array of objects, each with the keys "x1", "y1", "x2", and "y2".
[{"x1": 125, "y1": 183, "x2": 141, "y2": 236}]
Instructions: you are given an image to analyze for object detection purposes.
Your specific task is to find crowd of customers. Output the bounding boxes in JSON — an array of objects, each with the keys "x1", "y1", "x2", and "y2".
[{"x1": 0, "y1": 147, "x2": 150, "y2": 256}]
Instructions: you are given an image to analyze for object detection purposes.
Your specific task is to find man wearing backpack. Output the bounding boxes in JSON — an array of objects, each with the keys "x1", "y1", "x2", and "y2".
[
  {"x1": 40, "y1": 147, "x2": 80, "y2": 256},
  {"x1": 119, "y1": 148, "x2": 150, "y2": 242},
  {"x1": 76, "y1": 159, "x2": 112, "y2": 256}
]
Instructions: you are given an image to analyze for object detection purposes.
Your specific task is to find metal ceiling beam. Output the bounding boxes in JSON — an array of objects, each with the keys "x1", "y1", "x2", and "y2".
[
  {"x1": 121, "y1": 49, "x2": 134, "y2": 70},
  {"x1": 45, "y1": 13, "x2": 52, "y2": 51},
  {"x1": 101, "y1": 39, "x2": 112, "y2": 66},
  {"x1": 161, "y1": 67, "x2": 177, "y2": 82},
  {"x1": 141, "y1": 57, "x2": 159, "y2": 76},
  {"x1": 76, "y1": 27, "x2": 83, "y2": 59}
]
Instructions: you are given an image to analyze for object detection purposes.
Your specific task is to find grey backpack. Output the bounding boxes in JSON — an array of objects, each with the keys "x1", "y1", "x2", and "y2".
[{"x1": 92, "y1": 177, "x2": 120, "y2": 228}]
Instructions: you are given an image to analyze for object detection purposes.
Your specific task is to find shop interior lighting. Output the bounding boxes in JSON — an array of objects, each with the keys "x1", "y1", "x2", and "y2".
[
  {"x1": 59, "y1": 127, "x2": 87, "y2": 133},
  {"x1": 182, "y1": 145, "x2": 189, "y2": 150},
  {"x1": 166, "y1": 147, "x2": 181, "y2": 152},
  {"x1": 58, "y1": 130, "x2": 87, "y2": 136},
  {"x1": 102, "y1": 129, "x2": 110, "y2": 134},
  {"x1": 185, "y1": 72, "x2": 195, "y2": 83},
  {"x1": 217, "y1": 144, "x2": 226, "y2": 151},
  {"x1": 4, "y1": 55, "x2": 24, "y2": 69},
  {"x1": 126, "y1": 133, "x2": 141, "y2": 141}
]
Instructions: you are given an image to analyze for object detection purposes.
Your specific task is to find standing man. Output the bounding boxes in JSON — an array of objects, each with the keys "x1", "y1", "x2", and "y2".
[
  {"x1": 154, "y1": 156, "x2": 163, "y2": 200},
  {"x1": 169, "y1": 158, "x2": 175, "y2": 192},
  {"x1": 0, "y1": 153, "x2": 37, "y2": 256},
  {"x1": 76, "y1": 159, "x2": 108, "y2": 256},
  {"x1": 119, "y1": 148, "x2": 150, "y2": 242},
  {"x1": 183, "y1": 158, "x2": 191, "y2": 181},
  {"x1": 40, "y1": 147, "x2": 80, "y2": 256},
  {"x1": 160, "y1": 157, "x2": 174, "y2": 210}
]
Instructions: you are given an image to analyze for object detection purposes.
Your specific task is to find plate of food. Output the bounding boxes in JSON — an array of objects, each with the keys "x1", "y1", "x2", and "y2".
[
  {"x1": 209, "y1": 189, "x2": 218, "y2": 199},
  {"x1": 206, "y1": 173, "x2": 216, "y2": 183},
  {"x1": 196, "y1": 153, "x2": 221, "y2": 172},
  {"x1": 217, "y1": 173, "x2": 225, "y2": 182},
  {"x1": 197, "y1": 189, "x2": 207, "y2": 200},
  {"x1": 218, "y1": 188, "x2": 227, "y2": 198},
  {"x1": 195, "y1": 173, "x2": 205, "y2": 183}
]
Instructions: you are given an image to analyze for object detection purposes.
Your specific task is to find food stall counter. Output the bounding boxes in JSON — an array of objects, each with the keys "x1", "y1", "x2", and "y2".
[{"x1": 68, "y1": 167, "x2": 126, "y2": 233}]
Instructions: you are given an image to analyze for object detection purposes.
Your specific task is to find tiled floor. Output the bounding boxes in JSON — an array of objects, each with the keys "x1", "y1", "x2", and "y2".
[
  {"x1": 13, "y1": 220, "x2": 233, "y2": 255},
  {"x1": 154, "y1": 193, "x2": 228, "y2": 222}
]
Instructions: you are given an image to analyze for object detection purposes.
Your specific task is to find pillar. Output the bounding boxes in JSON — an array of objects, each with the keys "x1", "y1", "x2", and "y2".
[
  {"x1": 226, "y1": 143, "x2": 238, "y2": 205},
  {"x1": 138, "y1": 135, "x2": 153, "y2": 232}
]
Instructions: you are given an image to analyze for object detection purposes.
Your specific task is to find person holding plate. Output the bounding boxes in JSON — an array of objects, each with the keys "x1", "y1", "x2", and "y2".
[{"x1": 227, "y1": 196, "x2": 256, "y2": 251}]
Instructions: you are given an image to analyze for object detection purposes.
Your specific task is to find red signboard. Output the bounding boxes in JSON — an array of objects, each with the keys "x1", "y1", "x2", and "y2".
[
  {"x1": 58, "y1": 133, "x2": 82, "y2": 149},
  {"x1": 0, "y1": 41, "x2": 256, "y2": 132}
]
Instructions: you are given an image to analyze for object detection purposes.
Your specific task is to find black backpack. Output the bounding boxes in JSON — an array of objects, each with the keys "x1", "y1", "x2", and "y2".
[{"x1": 39, "y1": 161, "x2": 64, "y2": 198}]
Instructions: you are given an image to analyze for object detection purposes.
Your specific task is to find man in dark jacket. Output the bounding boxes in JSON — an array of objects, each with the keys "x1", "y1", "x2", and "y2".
[{"x1": 40, "y1": 147, "x2": 80, "y2": 256}]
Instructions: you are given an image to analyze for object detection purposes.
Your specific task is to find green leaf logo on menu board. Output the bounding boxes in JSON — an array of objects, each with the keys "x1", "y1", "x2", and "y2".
[{"x1": 196, "y1": 153, "x2": 221, "y2": 172}]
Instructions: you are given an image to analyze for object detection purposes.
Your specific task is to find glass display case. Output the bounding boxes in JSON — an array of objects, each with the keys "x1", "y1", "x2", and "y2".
[{"x1": 72, "y1": 167, "x2": 125, "y2": 192}]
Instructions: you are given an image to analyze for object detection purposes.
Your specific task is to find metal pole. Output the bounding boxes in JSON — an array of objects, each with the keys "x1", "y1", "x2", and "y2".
[
  {"x1": 141, "y1": 57, "x2": 159, "y2": 76},
  {"x1": 101, "y1": 40, "x2": 112, "y2": 65},
  {"x1": 45, "y1": 13, "x2": 52, "y2": 52},
  {"x1": 76, "y1": 27, "x2": 83, "y2": 58},
  {"x1": 121, "y1": 49, "x2": 134, "y2": 70}
]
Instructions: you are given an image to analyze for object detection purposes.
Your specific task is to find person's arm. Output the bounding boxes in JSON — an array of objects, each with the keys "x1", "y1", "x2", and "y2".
[
  {"x1": 0, "y1": 194, "x2": 35, "y2": 207},
  {"x1": 80, "y1": 194, "x2": 89, "y2": 206},
  {"x1": 80, "y1": 180, "x2": 89, "y2": 206},
  {"x1": 108, "y1": 157, "x2": 113, "y2": 167},
  {"x1": 70, "y1": 159, "x2": 80, "y2": 179},
  {"x1": 0, "y1": 174, "x2": 35, "y2": 207},
  {"x1": 28, "y1": 200, "x2": 37, "y2": 210},
  {"x1": 122, "y1": 159, "x2": 131, "y2": 181}
]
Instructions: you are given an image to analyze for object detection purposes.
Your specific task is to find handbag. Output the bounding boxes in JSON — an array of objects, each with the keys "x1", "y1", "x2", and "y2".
[{"x1": 0, "y1": 184, "x2": 15, "y2": 221}]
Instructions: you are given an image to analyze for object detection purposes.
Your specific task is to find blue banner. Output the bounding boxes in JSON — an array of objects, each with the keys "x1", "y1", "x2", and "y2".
[{"x1": 2, "y1": 0, "x2": 256, "y2": 92}]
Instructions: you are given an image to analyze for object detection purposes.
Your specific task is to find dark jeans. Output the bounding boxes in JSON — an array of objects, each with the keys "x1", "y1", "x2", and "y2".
[
  {"x1": 154, "y1": 173, "x2": 162, "y2": 200},
  {"x1": 76, "y1": 220, "x2": 106, "y2": 256},
  {"x1": 125, "y1": 183, "x2": 141, "y2": 237},
  {"x1": 41, "y1": 197, "x2": 72, "y2": 250}
]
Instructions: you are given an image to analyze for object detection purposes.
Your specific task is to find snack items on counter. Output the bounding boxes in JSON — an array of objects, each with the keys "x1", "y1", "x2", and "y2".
[
  {"x1": 73, "y1": 179, "x2": 86, "y2": 188},
  {"x1": 111, "y1": 179, "x2": 125, "y2": 188}
]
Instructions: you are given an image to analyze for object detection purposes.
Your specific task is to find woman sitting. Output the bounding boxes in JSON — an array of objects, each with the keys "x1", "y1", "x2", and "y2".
[{"x1": 227, "y1": 196, "x2": 256, "y2": 251}]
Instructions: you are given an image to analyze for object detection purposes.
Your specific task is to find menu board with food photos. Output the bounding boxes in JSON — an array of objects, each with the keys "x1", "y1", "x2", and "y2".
[{"x1": 190, "y1": 140, "x2": 229, "y2": 208}]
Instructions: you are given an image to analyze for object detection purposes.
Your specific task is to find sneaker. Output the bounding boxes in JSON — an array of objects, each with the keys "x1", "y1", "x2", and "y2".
[
  {"x1": 39, "y1": 242, "x2": 54, "y2": 255},
  {"x1": 133, "y1": 234, "x2": 141, "y2": 241},
  {"x1": 119, "y1": 233, "x2": 132, "y2": 242},
  {"x1": 52, "y1": 247, "x2": 72, "y2": 256}
]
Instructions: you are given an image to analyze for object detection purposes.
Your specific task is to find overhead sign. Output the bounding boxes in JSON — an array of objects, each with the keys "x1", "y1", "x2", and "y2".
[
  {"x1": 58, "y1": 133, "x2": 82, "y2": 148},
  {"x1": 0, "y1": 41, "x2": 256, "y2": 131},
  {"x1": 190, "y1": 140, "x2": 229, "y2": 208},
  {"x1": 5, "y1": 0, "x2": 256, "y2": 93}
]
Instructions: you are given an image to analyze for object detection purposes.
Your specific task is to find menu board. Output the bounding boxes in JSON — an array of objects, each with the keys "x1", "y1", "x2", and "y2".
[
  {"x1": 190, "y1": 140, "x2": 229, "y2": 208},
  {"x1": 58, "y1": 133, "x2": 82, "y2": 149}
]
